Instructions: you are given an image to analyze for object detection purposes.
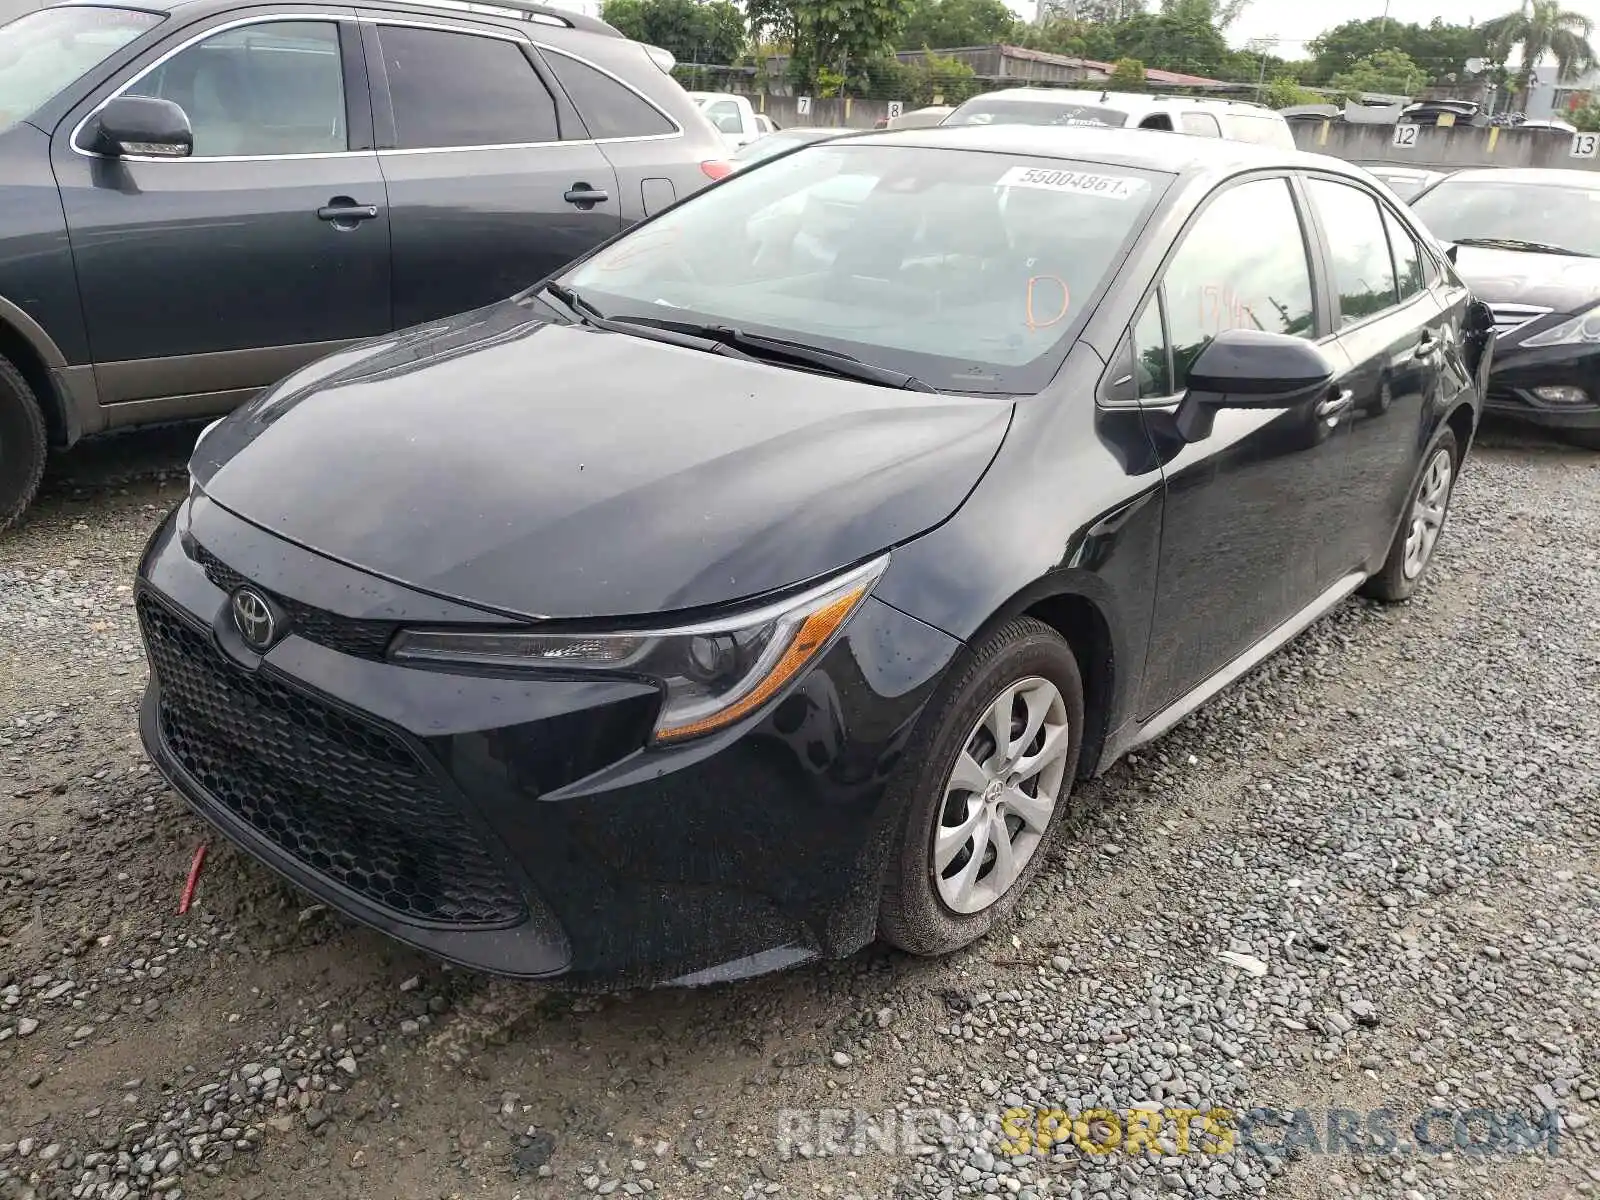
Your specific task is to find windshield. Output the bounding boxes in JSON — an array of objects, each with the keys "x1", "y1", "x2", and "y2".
[
  {"x1": 945, "y1": 98, "x2": 1130, "y2": 129},
  {"x1": 1410, "y1": 179, "x2": 1600, "y2": 257},
  {"x1": 556, "y1": 143, "x2": 1167, "y2": 394},
  {"x1": 0, "y1": 5, "x2": 161, "y2": 135}
]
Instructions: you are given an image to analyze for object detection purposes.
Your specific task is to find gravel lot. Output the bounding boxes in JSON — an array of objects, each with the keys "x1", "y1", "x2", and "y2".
[{"x1": 1, "y1": 420, "x2": 1597, "y2": 1200}]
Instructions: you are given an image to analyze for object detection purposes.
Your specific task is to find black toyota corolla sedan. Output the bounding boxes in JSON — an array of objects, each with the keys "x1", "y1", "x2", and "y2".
[
  {"x1": 136, "y1": 126, "x2": 1494, "y2": 987},
  {"x1": 1409, "y1": 167, "x2": 1600, "y2": 449}
]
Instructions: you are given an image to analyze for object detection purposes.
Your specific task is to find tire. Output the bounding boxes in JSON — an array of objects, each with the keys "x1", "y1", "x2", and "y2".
[
  {"x1": 0, "y1": 354, "x2": 48, "y2": 534},
  {"x1": 1558, "y1": 426, "x2": 1600, "y2": 451},
  {"x1": 879, "y1": 616, "x2": 1085, "y2": 957},
  {"x1": 1361, "y1": 428, "x2": 1459, "y2": 604}
]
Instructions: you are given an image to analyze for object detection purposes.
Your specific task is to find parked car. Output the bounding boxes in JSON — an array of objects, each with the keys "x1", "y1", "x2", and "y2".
[
  {"x1": 942, "y1": 89, "x2": 1296, "y2": 148},
  {"x1": 0, "y1": 0, "x2": 730, "y2": 531},
  {"x1": 1361, "y1": 164, "x2": 1448, "y2": 202},
  {"x1": 729, "y1": 125, "x2": 857, "y2": 170},
  {"x1": 874, "y1": 104, "x2": 954, "y2": 130},
  {"x1": 1409, "y1": 167, "x2": 1600, "y2": 449},
  {"x1": 686, "y1": 90, "x2": 766, "y2": 149},
  {"x1": 136, "y1": 127, "x2": 1493, "y2": 986}
]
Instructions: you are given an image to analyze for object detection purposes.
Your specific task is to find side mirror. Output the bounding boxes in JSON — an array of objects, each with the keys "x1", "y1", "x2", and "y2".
[
  {"x1": 1173, "y1": 328, "x2": 1337, "y2": 443},
  {"x1": 86, "y1": 96, "x2": 194, "y2": 159},
  {"x1": 1445, "y1": 243, "x2": 1459, "y2": 264}
]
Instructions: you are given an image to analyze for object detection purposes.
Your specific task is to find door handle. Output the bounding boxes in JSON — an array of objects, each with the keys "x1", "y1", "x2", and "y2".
[
  {"x1": 317, "y1": 200, "x2": 380, "y2": 223},
  {"x1": 1415, "y1": 331, "x2": 1441, "y2": 361},
  {"x1": 1315, "y1": 388, "x2": 1354, "y2": 420},
  {"x1": 563, "y1": 183, "x2": 610, "y2": 208}
]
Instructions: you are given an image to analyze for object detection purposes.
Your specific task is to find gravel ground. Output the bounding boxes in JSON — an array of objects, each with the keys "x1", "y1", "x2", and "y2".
[{"x1": 1, "y1": 420, "x2": 1597, "y2": 1200}]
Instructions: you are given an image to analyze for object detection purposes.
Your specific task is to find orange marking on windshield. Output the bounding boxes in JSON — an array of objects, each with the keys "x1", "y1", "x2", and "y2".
[{"x1": 1026, "y1": 276, "x2": 1070, "y2": 331}]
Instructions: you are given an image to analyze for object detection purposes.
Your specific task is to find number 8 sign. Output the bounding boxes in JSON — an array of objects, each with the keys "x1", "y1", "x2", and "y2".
[{"x1": 1571, "y1": 131, "x2": 1599, "y2": 158}]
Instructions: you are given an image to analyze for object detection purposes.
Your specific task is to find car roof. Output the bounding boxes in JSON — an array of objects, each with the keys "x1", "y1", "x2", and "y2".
[
  {"x1": 80, "y1": 0, "x2": 624, "y2": 36},
  {"x1": 956, "y1": 88, "x2": 1282, "y2": 116},
  {"x1": 841, "y1": 122, "x2": 1364, "y2": 180},
  {"x1": 1427, "y1": 166, "x2": 1600, "y2": 189}
]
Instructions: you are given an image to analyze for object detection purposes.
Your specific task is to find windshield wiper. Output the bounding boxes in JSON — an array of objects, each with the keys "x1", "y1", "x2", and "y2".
[
  {"x1": 534, "y1": 284, "x2": 751, "y2": 355},
  {"x1": 607, "y1": 316, "x2": 938, "y2": 392},
  {"x1": 1451, "y1": 237, "x2": 1595, "y2": 258}
]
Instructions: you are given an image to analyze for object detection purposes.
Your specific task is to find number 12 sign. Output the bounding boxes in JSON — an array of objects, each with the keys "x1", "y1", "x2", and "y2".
[{"x1": 1392, "y1": 123, "x2": 1419, "y2": 149}]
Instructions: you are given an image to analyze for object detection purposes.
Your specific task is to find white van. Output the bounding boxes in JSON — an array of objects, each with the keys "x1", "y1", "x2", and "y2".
[{"x1": 942, "y1": 89, "x2": 1296, "y2": 149}]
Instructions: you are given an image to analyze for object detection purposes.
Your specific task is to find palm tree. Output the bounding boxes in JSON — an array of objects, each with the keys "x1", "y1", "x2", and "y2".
[{"x1": 1482, "y1": 0, "x2": 1597, "y2": 110}]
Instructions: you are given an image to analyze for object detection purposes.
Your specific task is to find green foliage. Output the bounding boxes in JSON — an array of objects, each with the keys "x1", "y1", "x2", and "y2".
[
  {"x1": 1571, "y1": 99, "x2": 1600, "y2": 130},
  {"x1": 600, "y1": 0, "x2": 747, "y2": 66},
  {"x1": 1108, "y1": 57, "x2": 1146, "y2": 90},
  {"x1": 1306, "y1": 17, "x2": 1484, "y2": 86},
  {"x1": 895, "y1": 0, "x2": 1018, "y2": 50},
  {"x1": 1011, "y1": 17, "x2": 1121, "y2": 61},
  {"x1": 1116, "y1": 0, "x2": 1233, "y2": 78},
  {"x1": 1482, "y1": 0, "x2": 1596, "y2": 82},
  {"x1": 1260, "y1": 76, "x2": 1320, "y2": 108},
  {"x1": 1327, "y1": 49, "x2": 1428, "y2": 100},
  {"x1": 748, "y1": 0, "x2": 917, "y2": 91}
]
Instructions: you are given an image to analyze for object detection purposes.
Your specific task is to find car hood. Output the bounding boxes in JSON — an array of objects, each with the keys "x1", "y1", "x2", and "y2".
[
  {"x1": 1447, "y1": 243, "x2": 1600, "y2": 313},
  {"x1": 193, "y1": 299, "x2": 1012, "y2": 621}
]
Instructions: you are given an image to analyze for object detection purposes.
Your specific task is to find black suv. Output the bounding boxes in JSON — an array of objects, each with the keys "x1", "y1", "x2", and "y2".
[{"x1": 0, "y1": 0, "x2": 728, "y2": 529}]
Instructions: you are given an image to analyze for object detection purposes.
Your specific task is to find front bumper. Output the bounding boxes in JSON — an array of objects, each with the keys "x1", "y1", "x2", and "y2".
[
  {"x1": 1484, "y1": 341, "x2": 1600, "y2": 433},
  {"x1": 135, "y1": 496, "x2": 960, "y2": 986}
]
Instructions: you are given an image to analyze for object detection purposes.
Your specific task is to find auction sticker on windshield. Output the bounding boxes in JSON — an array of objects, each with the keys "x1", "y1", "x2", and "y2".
[{"x1": 996, "y1": 166, "x2": 1148, "y2": 200}]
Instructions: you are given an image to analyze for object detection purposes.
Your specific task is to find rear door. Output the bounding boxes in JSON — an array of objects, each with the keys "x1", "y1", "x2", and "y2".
[
  {"x1": 52, "y1": 9, "x2": 392, "y2": 418},
  {"x1": 360, "y1": 13, "x2": 621, "y2": 328},
  {"x1": 1299, "y1": 174, "x2": 1449, "y2": 582}
]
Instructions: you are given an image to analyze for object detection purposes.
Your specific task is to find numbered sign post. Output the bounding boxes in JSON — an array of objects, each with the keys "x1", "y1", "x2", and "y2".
[
  {"x1": 796, "y1": 95, "x2": 812, "y2": 117},
  {"x1": 886, "y1": 100, "x2": 904, "y2": 121},
  {"x1": 1571, "y1": 131, "x2": 1599, "y2": 158},
  {"x1": 1392, "y1": 123, "x2": 1419, "y2": 149}
]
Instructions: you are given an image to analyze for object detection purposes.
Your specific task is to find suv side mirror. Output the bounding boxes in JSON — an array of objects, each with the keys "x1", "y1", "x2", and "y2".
[
  {"x1": 1173, "y1": 328, "x2": 1337, "y2": 442},
  {"x1": 86, "y1": 97, "x2": 194, "y2": 159}
]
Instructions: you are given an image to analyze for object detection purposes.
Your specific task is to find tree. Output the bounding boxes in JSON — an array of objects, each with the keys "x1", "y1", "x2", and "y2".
[
  {"x1": 1306, "y1": 17, "x2": 1484, "y2": 86},
  {"x1": 1108, "y1": 56, "x2": 1146, "y2": 89},
  {"x1": 1327, "y1": 48, "x2": 1427, "y2": 100},
  {"x1": 747, "y1": 0, "x2": 917, "y2": 90},
  {"x1": 1013, "y1": 16, "x2": 1122, "y2": 60},
  {"x1": 600, "y1": 0, "x2": 747, "y2": 65},
  {"x1": 897, "y1": 0, "x2": 1017, "y2": 49},
  {"x1": 1118, "y1": 0, "x2": 1232, "y2": 77},
  {"x1": 1261, "y1": 76, "x2": 1321, "y2": 108},
  {"x1": 1481, "y1": 0, "x2": 1597, "y2": 107}
]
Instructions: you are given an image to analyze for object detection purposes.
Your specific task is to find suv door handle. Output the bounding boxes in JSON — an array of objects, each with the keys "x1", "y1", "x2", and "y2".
[
  {"x1": 1315, "y1": 388, "x2": 1354, "y2": 420},
  {"x1": 317, "y1": 199, "x2": 380, "y2": 224},
  {"x1": 563, "y1": 183, "x2": 610, "y2": 208},
  {"x1": 1415, "y1": 331, "x2": 1441, "y2": 361}
]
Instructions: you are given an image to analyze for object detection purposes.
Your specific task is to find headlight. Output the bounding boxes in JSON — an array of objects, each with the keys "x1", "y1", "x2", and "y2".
[
  {"x1": 1521, "y1": 304, "x2": 1600, "y2": 348},
  {"x1": 390, "y1": 555, "x2": 889, "y2": 744}
]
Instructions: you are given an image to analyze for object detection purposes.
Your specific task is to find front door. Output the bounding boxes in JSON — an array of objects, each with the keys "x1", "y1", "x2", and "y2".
[
  {"x1": 1132, "y1": 174, "x2": 1353, "y2": 716},
  {"x1": 52, "y1": 12, "x2": 392, "y2": 416},
  {"x1": 361, "y1": 17, "x2": 621, "y2": 329}
]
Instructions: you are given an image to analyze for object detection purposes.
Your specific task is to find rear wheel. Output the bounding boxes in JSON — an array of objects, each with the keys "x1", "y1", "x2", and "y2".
[
  {"x1": 1361, "y1": 429, "x2": 1458, "y2": 603},
  {"x1": 879, "y1": 617, "x2": 1084, "y2": 957},
  {"x1": 0, "y1": 355, "x2": 48, "y2": 534}
]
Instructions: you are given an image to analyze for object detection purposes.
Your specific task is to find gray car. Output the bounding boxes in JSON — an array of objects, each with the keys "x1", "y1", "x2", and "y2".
[{"x1": 0, "y1": 0, "x2": 727, "y2": 529}]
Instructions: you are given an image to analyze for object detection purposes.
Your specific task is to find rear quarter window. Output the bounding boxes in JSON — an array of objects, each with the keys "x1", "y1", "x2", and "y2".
[
  {"x1": 542, "y1": 48, "x2": 675, "y2": 140},
  {"x1": 1221, "y1": 112, "x2": 1295, "y2": 148}
]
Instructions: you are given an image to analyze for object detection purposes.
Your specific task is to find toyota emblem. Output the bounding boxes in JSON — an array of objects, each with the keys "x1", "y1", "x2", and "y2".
[{"x1": 230, "y1": 587, "x2": 277, "y2": 651}]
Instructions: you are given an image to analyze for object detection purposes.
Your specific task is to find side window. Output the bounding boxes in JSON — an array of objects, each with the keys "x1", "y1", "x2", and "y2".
[
  {"x1": 1133, "y1": 295, "x2": 1173, "y2": 396},
  {"x1": 377, "y1": 25, "x2": 559, "y2": 149},
  {"x1": 124, "y1": 21, "x2": 345, "y2": 157},
  {"x1": 1382, "y1": 207, "x2": 1426, "y2": 301},
  {"x1": 1162, "y1": 177, "x2": 1316, "y2": 389},
  {"x1": 1222, "y1": 113, "x2": 1295, "y2": 148},
  {"x1": 1305, "y1": 178, "x2": 1399, "y2": 325},
  {"x1": 706, "y1": 100, "x2": 743, "y2": 134},
  {"x1": 1181, "y1": 112, "x2": 1221, "y2": 137},
  {"x1": 1139, "y1": 112, "x2": 1174, "y2": 131},
  {"x1": 543, "y1": 49, "x2": 675, "y2": 140}
]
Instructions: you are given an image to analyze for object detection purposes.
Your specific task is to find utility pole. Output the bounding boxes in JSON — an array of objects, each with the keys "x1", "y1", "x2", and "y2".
[{"x1": 1247, "y1": 36, "x2": 1279, "y2": 103}]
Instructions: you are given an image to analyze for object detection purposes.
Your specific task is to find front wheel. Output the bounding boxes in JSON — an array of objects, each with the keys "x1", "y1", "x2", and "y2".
[
  {"x1": 878, "y1": 617, "x2": 1084, "y2": 957},
  {"x1": 0, "y1": 355, "x2": 48, "y2": 534},
  {"x1": 1361, "y1": 429, "x2": 1458, "y2": 603}
]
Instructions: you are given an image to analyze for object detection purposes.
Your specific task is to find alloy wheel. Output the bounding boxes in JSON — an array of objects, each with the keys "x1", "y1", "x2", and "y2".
[
  {"x1": 934, "y1": 676, "x2": 1071, "y2": 915},
  {"x1": 1403, "y1": 447, "x2": 1453, "y2": 581}
]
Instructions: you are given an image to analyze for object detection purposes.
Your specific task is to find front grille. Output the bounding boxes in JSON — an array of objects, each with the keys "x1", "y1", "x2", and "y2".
[
  {"x1": 193, "y1": 545, "x2": 397, "y2": 659},
  {"x1": 140, "y1": 593, "x2": 527, "y2": 927},
  {"x1": 1487, "y1": 302, "x2": 1553, "y2": 338}
]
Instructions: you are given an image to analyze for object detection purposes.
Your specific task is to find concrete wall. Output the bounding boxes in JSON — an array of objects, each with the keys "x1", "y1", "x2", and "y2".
[
  {"x1": 1290, "y1": 118, "x2": 1600, "y2": 174},
  {"x1": 753, "y1": 95, "x2": 897, "y2": 130}
]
